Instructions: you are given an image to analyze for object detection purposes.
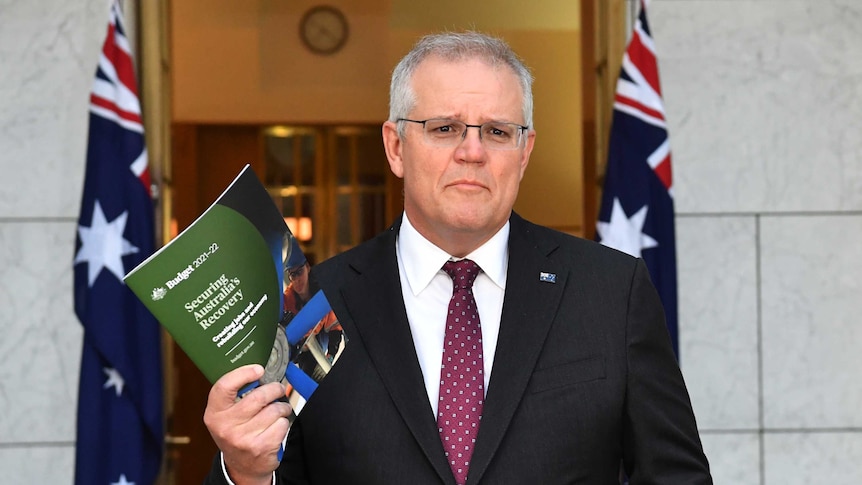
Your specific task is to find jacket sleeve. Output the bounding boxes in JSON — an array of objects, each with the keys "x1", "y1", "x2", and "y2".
[
  {"x1": 201, "y1": 452, "x2": 277, "y2": 485},
  {"x1": 274, "y1": 417, "x2": 310, "y2": 484},
  {"x1": 622, "y1": 259, "x2": 713, "y2": 484},
  {"x1": 202, "y1": 453, "x2": 230, "y2": 485}
]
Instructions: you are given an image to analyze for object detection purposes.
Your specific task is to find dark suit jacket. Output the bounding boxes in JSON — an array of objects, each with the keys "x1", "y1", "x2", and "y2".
[{"x1": 207, "y1": 213, "x2": 711, "y2": 484}]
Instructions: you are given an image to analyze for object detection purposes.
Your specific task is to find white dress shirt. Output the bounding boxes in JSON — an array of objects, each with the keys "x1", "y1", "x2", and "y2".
[{"x1": 396, "y1": 213, "x2": 508, "y2": 416}]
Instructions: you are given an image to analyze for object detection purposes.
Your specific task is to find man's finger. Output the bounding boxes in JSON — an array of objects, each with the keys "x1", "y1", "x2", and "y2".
[
  {"x1": 235, "y1": 381, "x2": 289, "y2": 414},
  {"x1": 258, "y1": 414, "x2": 291, "y2": 454},
  {"x1": 246, "y1": 400, "x2": 293, "y2": 433},
  {"x1": 208, "y1": 364, "x2": 265, "y2": 409}
]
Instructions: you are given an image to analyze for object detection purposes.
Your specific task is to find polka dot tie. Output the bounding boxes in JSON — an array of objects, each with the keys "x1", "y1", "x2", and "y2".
[{"x1": 438, "y1": 259, "x2": 484, "y2": 485}]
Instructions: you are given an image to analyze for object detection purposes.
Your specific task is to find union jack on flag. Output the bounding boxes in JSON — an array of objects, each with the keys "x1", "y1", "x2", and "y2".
[
  {"x1": 73, "y1": 2, "x2": 163, "y2": 484},
  {"x1": 597, "y1": 0, "x2": 679, "y2": 356}
]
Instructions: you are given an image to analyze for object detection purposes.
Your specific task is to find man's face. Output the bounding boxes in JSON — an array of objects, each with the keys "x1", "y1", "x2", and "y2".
[
  {"x1": 383, "y1": 56, "x2": 535, "y2": 256},
  {"x1": 288, "y1": 263, "x2": 310, "y2": 298}
]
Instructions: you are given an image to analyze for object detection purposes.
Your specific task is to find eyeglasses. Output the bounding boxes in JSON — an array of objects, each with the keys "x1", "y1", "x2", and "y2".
[
  {"x1": 287, "y1": 264, "x2": 307, "y2": 281},
  {"x1": 397, "y1": 118, "x2": 528, "y2": 150}
]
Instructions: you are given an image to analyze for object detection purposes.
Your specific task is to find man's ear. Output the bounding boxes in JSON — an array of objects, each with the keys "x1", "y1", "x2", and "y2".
[
  {"x1": 382, "y1": 121, "x2": 405, "y2": 179},
  {"x1": 518, "y1": 130, "x2": 536, "y2": 181}
]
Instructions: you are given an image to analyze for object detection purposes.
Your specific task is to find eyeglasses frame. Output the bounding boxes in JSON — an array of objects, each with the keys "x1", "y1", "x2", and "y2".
[{"x1": 396, "y1": 117, "x2": 529, "y2": 150}]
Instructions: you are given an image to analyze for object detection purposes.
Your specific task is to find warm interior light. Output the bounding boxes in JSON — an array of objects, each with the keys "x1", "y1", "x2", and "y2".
[{"x1": 284, "y1": 216, "x2": 313, "y2": 241}]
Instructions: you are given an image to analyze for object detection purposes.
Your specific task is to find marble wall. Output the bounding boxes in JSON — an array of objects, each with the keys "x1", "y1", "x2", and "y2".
[
  {"x1": 1, "y1": 0, "x2": 860, "y2": 483},
  {"x1": 0, "y1": 0, "x2": 108, "y2": 481},
  {"x1": 654, "y1": 0, "x2": 862, "y2": 483}
]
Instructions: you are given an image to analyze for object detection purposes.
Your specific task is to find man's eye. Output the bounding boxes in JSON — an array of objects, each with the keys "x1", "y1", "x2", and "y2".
[
  {"x1": 485, "y1": 125, "x2": 512, "y2": 138},
  {"x1": 429, "y1": 122, "x2": 461, "y2": 136}
]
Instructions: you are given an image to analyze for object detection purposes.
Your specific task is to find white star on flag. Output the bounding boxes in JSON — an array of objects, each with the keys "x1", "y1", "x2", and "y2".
[
  {"x1": 596, "y1": 197, "x2": 658, "y2": 258},
  {"x1": 111, "y1": 474, "x2": 135, "y2": 485},
  {"x1": 103, "y1": 367, "x2": 125, "y2": 397},
  {"x1": 74, "y1": 200, "x2": 139, "y2": 286}
]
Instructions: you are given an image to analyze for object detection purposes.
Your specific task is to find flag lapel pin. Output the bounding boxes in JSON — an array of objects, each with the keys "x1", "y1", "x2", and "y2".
[{"x1": 539, "y1": 272, "x2": 556, "y2": 283}]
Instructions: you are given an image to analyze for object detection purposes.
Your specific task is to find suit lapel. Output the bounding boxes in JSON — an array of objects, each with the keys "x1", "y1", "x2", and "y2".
[
  {"x1": 467, "y1": 214, "x2": 569, "y2": 484},
  {"x1": 334, "y1": 225, "x2": 456, "y2": 484}
]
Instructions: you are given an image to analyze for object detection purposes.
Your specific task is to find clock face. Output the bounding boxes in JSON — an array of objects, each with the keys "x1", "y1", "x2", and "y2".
[{"x1": 299, "y1": 6, "x2": 349, "y2": 55}]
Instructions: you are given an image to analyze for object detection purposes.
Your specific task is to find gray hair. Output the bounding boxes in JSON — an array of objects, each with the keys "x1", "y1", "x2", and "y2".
[{"x1": 388, "y1": 31, "x2": 534, "y2": 137}]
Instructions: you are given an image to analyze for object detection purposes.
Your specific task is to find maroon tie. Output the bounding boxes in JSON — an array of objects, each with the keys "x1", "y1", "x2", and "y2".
[{"x1": 438, "y1": 259, "x2": 484, "y2": 485}]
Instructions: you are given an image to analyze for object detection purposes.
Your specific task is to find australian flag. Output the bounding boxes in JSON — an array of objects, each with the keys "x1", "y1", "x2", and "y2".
[
  {"x1": 597, "y1": 0, "x2": 679, "y2": 356},
  {"x1": 73, "y1": 2, "x2": 163, "y2": 484}
]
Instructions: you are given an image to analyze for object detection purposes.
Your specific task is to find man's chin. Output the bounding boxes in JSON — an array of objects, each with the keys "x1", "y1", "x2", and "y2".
[{"x1": 445, "y1": 211, "x2": 501, "y2": 235}]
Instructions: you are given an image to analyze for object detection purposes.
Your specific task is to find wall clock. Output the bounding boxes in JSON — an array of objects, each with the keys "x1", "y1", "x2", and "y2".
[{"x1": 299, "y1": 5, "x2": 349, "y2": 55}]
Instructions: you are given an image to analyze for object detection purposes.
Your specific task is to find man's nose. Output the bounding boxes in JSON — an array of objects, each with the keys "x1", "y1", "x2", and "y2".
[{"x1": 455, "y1": 126, "x2": 486, "y2": 162}]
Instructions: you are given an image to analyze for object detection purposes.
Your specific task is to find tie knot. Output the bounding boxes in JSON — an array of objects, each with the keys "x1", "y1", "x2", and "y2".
[{"x1": 442, "y1": 259, "x2": 480, "y2": 290}]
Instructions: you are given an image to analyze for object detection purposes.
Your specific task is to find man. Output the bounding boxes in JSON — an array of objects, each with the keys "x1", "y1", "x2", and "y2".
[
  {"x1": 204, "y1": 31, "x2": 712, "y2": 484},
  {"x1": 282, "y1": 239, "x2": 311, "y2": 316},
  {"x1": 281, "y1": 236, "x2": 342, "y2": 378}
]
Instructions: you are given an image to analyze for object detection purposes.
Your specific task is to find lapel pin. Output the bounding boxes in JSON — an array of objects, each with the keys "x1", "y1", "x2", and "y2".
[{"x1": 539, "y1": 272, "x2": 556, "y2": 283}]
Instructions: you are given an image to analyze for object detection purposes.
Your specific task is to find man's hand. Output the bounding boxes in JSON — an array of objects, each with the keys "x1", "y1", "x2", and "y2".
[{"x1": 204, "y1": 364, "x2": 293, "y2": 485}]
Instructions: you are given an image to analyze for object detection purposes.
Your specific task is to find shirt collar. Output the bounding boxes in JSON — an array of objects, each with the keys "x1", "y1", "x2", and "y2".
[{"x1": 397, "y1": 212, "x2": 509, "y2": 296}]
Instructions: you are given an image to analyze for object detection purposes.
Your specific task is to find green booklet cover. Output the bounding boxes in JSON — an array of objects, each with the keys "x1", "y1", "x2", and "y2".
[{"x1": 125, "y1": 165, "x2": 344, "y2": 408}]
